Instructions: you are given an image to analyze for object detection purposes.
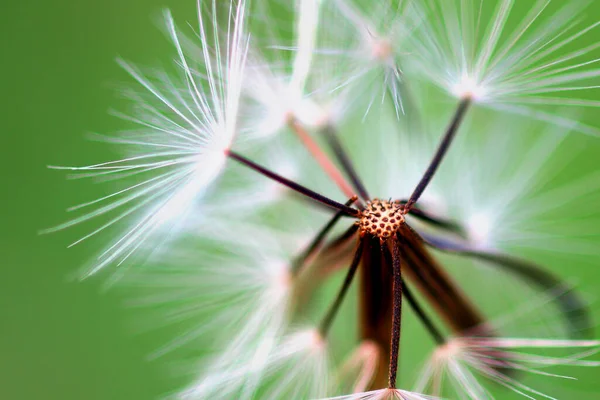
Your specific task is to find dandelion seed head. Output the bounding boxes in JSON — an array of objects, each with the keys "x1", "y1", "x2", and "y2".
[
  {"x1": 157, "y1": 242, "x2": 299, "y2": 398},
  {"x1": 244, "y1": 70, "x2": 323, "y2": 136},
  {"x1": 231, "y1": 327, "x2": 332, "y2": 399},
  {"x1": 242, "y1": 0, "x2": 325, "y2": 136},
  {"x1": 67, "y1": 0, "x2": 600, "y2": 398},
  {"x1": 358, "y1": 199, "x2": 405, "y2": 239}
]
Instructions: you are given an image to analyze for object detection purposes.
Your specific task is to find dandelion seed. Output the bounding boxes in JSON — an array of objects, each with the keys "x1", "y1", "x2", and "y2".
[
  {"x1": 422, "y1": 119, "x2": 600, "y2": 253},
  {"x1": 127, "y1": 221, "x2": 298, "y2": 398},
  {"x1": 243, "y1": 0, "x2": 323, "y2": 136},
  {"x1": 315, "y1": 0, "x2": 425, "y2": 119},
  {"x1": 262, "y1": 329, "x2": 331, "y2": 399},
  {"x1": 336, "y1": 340, "x2": 382, "y2": 394},
  {"x1": 416, "y1": 336, "x2": 600, "y2": 399},
  {"x1": 242, "y1": 0, "x2": 361, "y2": 199},
  {"x1": 45, "y1": 0, "x2": 250, "y2": 277},
  {"x1": 413, "y1": 0, "x2": 600, "y2": 135},
  {"x1": 296, "y1": 0, "x2": 419, "y2": 116},
  {"x1": 180, "y1": 328, "x2": 331, "y2": 399}
]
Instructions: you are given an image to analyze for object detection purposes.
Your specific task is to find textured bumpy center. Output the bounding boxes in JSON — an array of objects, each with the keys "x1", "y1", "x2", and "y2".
[{"x1": 358, "y1": 199, "x2": 405, "y2": 239}]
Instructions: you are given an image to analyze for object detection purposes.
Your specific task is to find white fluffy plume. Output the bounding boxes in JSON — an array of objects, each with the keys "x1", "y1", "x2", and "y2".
[{"x1": 45, "y1": 0, "x2": 250, "y2": 277}]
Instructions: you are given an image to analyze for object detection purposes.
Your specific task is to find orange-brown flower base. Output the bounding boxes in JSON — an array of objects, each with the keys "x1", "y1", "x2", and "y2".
[{"x1": 358, "y1": 199, "x2": 405, "y2": 240}]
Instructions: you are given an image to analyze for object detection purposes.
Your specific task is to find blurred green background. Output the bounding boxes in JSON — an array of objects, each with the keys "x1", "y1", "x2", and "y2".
[
  {"x1": 2, "y1": 1, "x2": 198, "y2": 398},
  {"x1": 2, "y1": 1, "x2": 600, "y2": 399}
]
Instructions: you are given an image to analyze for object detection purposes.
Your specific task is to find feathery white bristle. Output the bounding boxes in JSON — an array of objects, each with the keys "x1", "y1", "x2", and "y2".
[
  {"x1": 413, "y1": 0, "x2": 600, "y2": 135},
  {"x1": 243, "y1": 59, "x2": 320, "y2": 136},
  {"x1": 179, "y1": 328, "x2": 331, "y2": 399},
  {"x1": 241, "y1": 0, "x2": 324, "y2": 136},
  {"x1": 126, "y1": 222, "x2": 297, "y2": 399},
  {"x1": 319, "y1": 388, "x2": 439, "y2": 400},
  {"x1": 335, "y1": 341, "x2": 381, "y2": 394},
  {"x1": 428, "y1": 120, "x2": 600, "y2": 253},
  {"x1": 45, "y1": 0, "x2": 250, "y2": 277},
  {"x1": 123, "y1": 201, "x2": 327, "y2": 399},
  {"x1": 290, "y1": 0, "x2": 323, "y2": 97},
  {"x1": 313, "y1": 0, "x2": 424, "y2": 119},
  {"x1": 416, "y1": 336, "x2": 600, "y2": 399}
]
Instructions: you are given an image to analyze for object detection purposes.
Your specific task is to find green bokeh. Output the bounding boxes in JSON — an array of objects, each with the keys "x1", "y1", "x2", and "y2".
[
  {"x1": 2, "y1": 1, "x2": 195, "y2": 398},
  {"x1": 2, "y1": 1, "x2": 599, "y2": 399}
]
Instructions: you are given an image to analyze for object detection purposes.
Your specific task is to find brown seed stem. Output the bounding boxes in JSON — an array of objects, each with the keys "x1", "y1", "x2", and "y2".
[
  {"x1": 404, "y1": 98, "x2": 471, "y2": 212},
  {"x1": 227, "y1": 150, "x2": 359, "y2": 217},
  {"x1": 388, "y1": 238, "x2": 403, "y2": 389},
  {"x1": 321, "y1": 124, "x2": 370, "y2": 202}
]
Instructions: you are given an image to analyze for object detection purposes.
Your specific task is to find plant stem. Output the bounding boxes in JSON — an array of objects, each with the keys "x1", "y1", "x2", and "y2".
[
  {"x1": 404, "y1": 98, "x2": 471, "y2": 212},
  {"x1": 321, "y1": 124, "x2": 370, "y2": 202},
  {"x1": 227, "y1": 150, "x2": 359, "y2": 216},
  {"x1": 388, "y1": 239, "x2": 403, "y2": 389}
]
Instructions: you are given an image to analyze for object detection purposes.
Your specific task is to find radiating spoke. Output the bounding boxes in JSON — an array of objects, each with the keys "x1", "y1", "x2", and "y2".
[
  {"x1": 319, "y1": 238, "x2": 364, "y2": 336},
  {"x1": 388, "y1": 239, "x2": 403, "y2": 389},
  {"x1": 292, "y1": 196, "x2": 358, "y2": 276},
  {"x1": 405, "y1": 98, "x2": 471, "y2": 212},
  {"x1": 227, "y1": 150, "x2": 360, "y2": 216},
  {"x1": 321, "y1": 125, "x2": 370, "y2": 202}
]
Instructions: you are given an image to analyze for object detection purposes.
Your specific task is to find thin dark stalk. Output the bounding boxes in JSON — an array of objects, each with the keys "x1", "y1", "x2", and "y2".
[
  {"x1": 380, "y1": 246, "x2": 445, "y2": 345},
  {"x1": 322, "y1": 125, "x2": 370, "y2": 202},
  {"x1": 318, "y1": 239, "x2": 364, "y2": 337},
  {"x1": 227, "y1": 150, "x2": 359, "y2": 217},
  {"x1": 404, "y1": 98, "x2": 471, "y2": 212},
  {"x1": 388, "y1": 239, "x2": 403, "y2": 389},
  {"x1": 292, "y1": 196, "x2": 358, "y2": 276},
  {"x1": 402, "y1": 279, "x2": 445, "y2": 345}
]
